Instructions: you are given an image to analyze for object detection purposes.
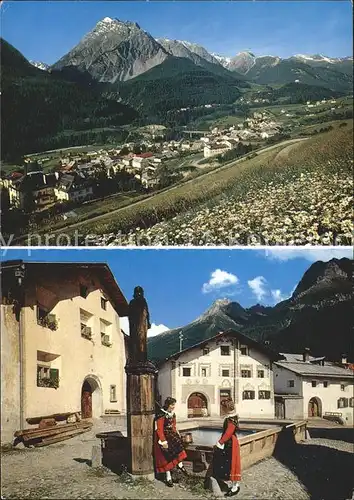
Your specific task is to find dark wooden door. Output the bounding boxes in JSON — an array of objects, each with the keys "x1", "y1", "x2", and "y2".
[
  {"x1": 308, "y1": 398, "x2": 319, "y2": 417},
  {"x1": 81, "y1": 381, "x2": 92, "y2": 418},
  {"x1": 275, "y1": 400, "x2": 285, "y2": 419},
  {"x1": 219, "y1": 389, "x2": 232, "y2": 416},
  {"x1": 188, "y1": 392, "x2": 207, "y2": 417}
]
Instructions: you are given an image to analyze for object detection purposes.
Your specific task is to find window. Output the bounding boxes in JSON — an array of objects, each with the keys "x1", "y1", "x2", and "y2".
[
  {"x1": 242, "y1": 390, "x2": 255, "y2": 400},
  {"x1": 80, "y1": 284, "x2": 88, "y2": 298},
  {"x1": 240, "y1": 346, "x2": 248, "y2": 356},
  {"x1": 222, "y1": 369, "x2": 230, "y2": 377},
  {"x1": 340, "y1": 384, "x2": 346, "y2": 391},
  {"x1": 338, "y1": 398, "x2": 348, "y2": 408},
  {"x1": 220, "y1": 345, "x2": 230, "y2": 356},
  {"x1": 288, "y1": 380, "x2": 295, "y2": 388},
  {"x1": 241, "y1": 370, "x2": 251, "y2": 378},
  {"x1": 37, "y1": 306, "x2": 57, "y2": 331},
  {"x1": 37, "y1": 366, "x2": 59, "y2": 389},
  {"x1": 259, "y1": 390, "x2": 271, "y2": 400},
  {"x1": 100, "y1": 319, "x2": 112, "y2": 346},
  {"x1": 110, "y1": 385, "x2": 117, "y2": 402},
  {"x1": 203, "y1": 347, "x2": 210, "y2": 356},
  {"x1": 101, "y1": 297, "x2": 108, "y2": 310},
  {"x1": 201, "y1": 368, "x2": 207, "y2": 377},
  {"x1": 350, "y1": 397, "x2": 354, "y2": 408},
  {"x1": 311, "y1": 381, "x2": 317, "y2": 388},
  {"x1": 257, "y1": 369, "x2": 265, "y2": 378},
  {"x1": 323, "y1": 381, "x2": 328, "y2": 388},
  {"x1": 183, "y1": 367, "x2": 191, "y2": 377},
  {"x1": 81, "y1": 323, "x2": 92, "y2": 340}
]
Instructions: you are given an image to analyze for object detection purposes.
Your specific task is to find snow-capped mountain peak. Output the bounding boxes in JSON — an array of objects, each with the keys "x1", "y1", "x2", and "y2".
[
  {"x1": 294, "y1": 54, "x2": 336, "y2": 63},
  {"x1": 212, "y1": 53, "x2": 232, "y2": 66},
  {"x1": 29, "y1": 61, "x2": 49, "y2": 71}
]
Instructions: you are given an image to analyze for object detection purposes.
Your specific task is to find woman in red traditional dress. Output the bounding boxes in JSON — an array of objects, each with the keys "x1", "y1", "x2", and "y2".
[
  {"x1": 212, "y1": 398, "x2": 241, "y2": 497},
  {"x1": 154, "y1": 397, "x2": 188, "y2": 487}
]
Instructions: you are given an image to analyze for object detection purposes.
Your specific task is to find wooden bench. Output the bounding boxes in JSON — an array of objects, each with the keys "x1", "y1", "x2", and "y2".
[{"x1": 26, "y1": 412, "x2": 81, "y2": 425}]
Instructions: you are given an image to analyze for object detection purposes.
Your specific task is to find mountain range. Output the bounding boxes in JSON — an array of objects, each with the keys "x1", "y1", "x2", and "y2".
[
  {"x1": 35, "y1": 17, "x2": 352, "y2": 92},
  {"x1": 2, "y1": 17, "x2": 353, "y2": 159},
  {"x1": 1, "y1": 38, "x2": 137, "y2": 161},
  {"x1": 147, "y1": 258, "x2": 353, "y2": 364}
]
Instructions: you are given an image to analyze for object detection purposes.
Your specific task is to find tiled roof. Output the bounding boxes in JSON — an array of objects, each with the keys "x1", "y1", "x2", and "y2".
[
  {"x1": 280, "y1": 353, "x2": 320, "y2": 363},
  {"x1": 275, "y1": 361, "x2": 354, "y2": 379}
]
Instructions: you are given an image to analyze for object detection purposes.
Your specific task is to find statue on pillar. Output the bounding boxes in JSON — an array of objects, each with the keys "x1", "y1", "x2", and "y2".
[{"x1": 128, "y1": 286, "x2": 151, "y2": 364}]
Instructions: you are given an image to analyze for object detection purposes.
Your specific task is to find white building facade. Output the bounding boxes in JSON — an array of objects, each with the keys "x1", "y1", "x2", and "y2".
[
  {"x1": 157, "y1": 331, "x2": 280, "y2": 420},
  {"x1": 0, "y1": 261, "x2": 129, "y2": 445},
  {"x1": 273, "y1": 352, "x2": 354, "y2": 425}
]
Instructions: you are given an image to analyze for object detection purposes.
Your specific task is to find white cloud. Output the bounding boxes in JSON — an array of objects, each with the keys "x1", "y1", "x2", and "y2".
[
  {"x1": 271, "y1": 289, "x2": 287, "y2": 303},
  {"x1": 148, "y1": 323, "x2": 170, "y2": 338},
  {"x1": 119, "y1": 316, "x2": 169, "y2": 338},
  {"x1": 202, "y1": 269, "x2": 239, "y2": 294},
  {"x1": 263, "y1": 247, "x2": 353, "y2": 263},
  {"x1": 248, "y1": 276, "x2": 268, "y2": 301},
  {"x1": 120, "y1": 316, "x2": 129, "y2": 334}
]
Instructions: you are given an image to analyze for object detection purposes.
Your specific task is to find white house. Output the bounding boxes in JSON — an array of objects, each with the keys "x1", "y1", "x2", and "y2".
[
  {"x1": 1, "y1": 260, "x2": 129, "y2": 445},
  {"x1": 222, "y1": 138, "x2": 239, "y2": 149},
  {"x1": 157, "y1": 330, "x2": 281, "y2": 420},
  {"x1": 204, "y1": 144, "x2": 229, "y2": 158},
  {"x1": 273, "y1": 351, "x2": 354, "y2": 425}
]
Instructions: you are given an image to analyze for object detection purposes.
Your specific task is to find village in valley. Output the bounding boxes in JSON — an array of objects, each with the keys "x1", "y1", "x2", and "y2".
[
  {"x1": 1, "y1": 94, "x2": 351, "y2": 236},
  {"x1": 0, "y1": 109, "x2": 285, "y2": 212},
  {"x1": 1, "y1": 255, "x2": 353, "y2": 500},
  {"x1": 1, "y1": 1, "x2": 353, "y2": 497}
]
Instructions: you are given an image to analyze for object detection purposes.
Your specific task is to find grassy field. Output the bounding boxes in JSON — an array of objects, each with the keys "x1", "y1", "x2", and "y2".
[
  {"x1": 12, "y1": 124, "x2": 352, "y2": 245},
  {"x1": 117, "y1": 125, "x2": 352, "y2": 246},
  {"x1": 291, "y1": 118, "x2": 353, "y2": 136},
  {"x1": 27, "y1": 124, "x2": 349, "y2": 245},
  {"x1": 44, "y1": 139, "x2": 306, "y2": 240}
]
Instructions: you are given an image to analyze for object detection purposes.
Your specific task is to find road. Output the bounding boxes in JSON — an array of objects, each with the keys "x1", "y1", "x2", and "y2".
[
  {"x1": 2, "y1": 418, "x2": 352, "y2": 500},
  {"x1": 13, "y1": 138, "x2": 307, "y2": 243}
]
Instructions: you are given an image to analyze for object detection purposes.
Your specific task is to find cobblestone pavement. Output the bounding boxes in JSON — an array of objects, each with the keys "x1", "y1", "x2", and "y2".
[{"x1": 1, "y1": 423, "x2": 353, "y2": 500}]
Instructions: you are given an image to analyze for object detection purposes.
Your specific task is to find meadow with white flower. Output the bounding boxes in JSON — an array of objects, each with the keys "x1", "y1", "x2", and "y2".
[{"x1": 84, "y1": 124, "x2": 353, "y2": 246}]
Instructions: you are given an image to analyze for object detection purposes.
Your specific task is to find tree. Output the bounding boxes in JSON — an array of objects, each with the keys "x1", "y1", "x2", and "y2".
[
  {"x1": 0, "y1": 188, "x2": 10, "y2": 213},
  {"x1": 22, "y1": 192, "x2": 36, "y2": 213}
]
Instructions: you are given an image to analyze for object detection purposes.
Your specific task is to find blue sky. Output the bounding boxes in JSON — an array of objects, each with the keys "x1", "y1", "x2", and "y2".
[
  {"x1": 1, "y1": 247, "x2": 352, "y2": 334},
  {"x1": 1, "y1": 1, "x2": 352, "y2": 64}
]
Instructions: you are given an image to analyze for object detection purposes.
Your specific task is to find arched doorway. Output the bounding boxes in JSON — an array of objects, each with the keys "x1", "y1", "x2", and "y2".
[
  {"x1": 81, "y1": 376, "x2": 102, "y2": 419},
  {"x1": 187, "y1": 392, "x2": 208, "y2": 418},
  {"x1": 308, "y1": 397, "x2": 322, "y2": 417}
]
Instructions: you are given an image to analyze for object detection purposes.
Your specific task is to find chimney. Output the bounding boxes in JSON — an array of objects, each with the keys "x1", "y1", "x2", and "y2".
[
  {"x1": 303, "y1": 347, "x2": 310, "y2": 363},
  {"x1": 341, "y1": 354, "x2": 347, "y2": 365}
]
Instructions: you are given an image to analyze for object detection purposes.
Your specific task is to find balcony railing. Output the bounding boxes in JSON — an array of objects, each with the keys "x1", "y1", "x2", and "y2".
[{"x1": 81, "y1": 324, "x2": 92, "y2": 340}]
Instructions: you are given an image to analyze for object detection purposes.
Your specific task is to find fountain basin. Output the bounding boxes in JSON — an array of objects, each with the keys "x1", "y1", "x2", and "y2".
[
  {"x1": 95, "y1": 420, "x2": 308, "y2": 477},
  {"x1": 179, "y1": 420, "x2": 308, "y2": 475}
]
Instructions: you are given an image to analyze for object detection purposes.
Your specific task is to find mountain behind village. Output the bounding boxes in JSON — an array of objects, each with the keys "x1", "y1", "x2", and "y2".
[
  {"x1": 1, "y1": 17, "x2": 353, "y2": 159},
  {"x1": 147, "y1": 257, "x2": 353, "y2": 364},
  {"x1": 45, "y1": 17, "x2": 353, "y2": 90}
]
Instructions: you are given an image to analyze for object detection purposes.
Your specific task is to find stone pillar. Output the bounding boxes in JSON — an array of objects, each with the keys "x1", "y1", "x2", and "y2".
[{"x1": 125, "y1": 360, "x2": 158, "y2": 479}]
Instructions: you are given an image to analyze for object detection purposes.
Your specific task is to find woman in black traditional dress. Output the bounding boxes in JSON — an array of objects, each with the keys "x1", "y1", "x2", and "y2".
[
  {"x1": 213, "y1": 398, "x2": 241, "y2": 497},
  {"x1": 154, "y1": 397, "x2": 188, "y2": 486}
]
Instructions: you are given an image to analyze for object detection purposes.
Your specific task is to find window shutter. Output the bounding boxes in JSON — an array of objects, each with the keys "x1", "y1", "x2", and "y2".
[{"x1": 50, "y1": 368, "x2": 59, "y2": 384}]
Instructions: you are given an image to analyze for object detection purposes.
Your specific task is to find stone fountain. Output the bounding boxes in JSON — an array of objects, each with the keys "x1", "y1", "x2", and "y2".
[{"x1": 94, "y1": 286, "x2": 158, "y2": 480}]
